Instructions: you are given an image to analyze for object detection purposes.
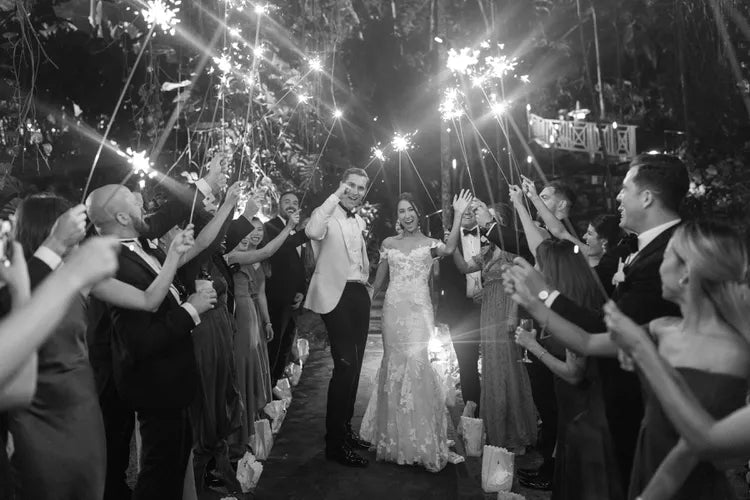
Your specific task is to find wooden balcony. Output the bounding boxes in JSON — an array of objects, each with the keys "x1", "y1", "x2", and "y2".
[{"x1": 528, "y1": 113, "x2": 637, "y2": 161}]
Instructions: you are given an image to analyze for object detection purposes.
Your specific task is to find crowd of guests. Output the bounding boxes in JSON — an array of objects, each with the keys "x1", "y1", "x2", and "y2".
[
  {"x1": 0, "y1": 154, "x2": 313, "y2": 499},
  {"x1": 2, "y1": 149, "x2": 750, "y2": 500},
  {"x1": 437, "y1": 152, "x2": 750, "y2": 499}
]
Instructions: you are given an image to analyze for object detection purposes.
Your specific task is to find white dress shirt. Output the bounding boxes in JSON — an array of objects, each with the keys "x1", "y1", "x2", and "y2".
[
  {"x1": 337, "y1": 205, "x2": 368, "y2": 283},
  {"x1": 119, "y1": 239, "x2": 201, "y2": 325},
  {"x1": 277, "y1": 215, "x2": 302, "y2": 257},
  {"x1": 460, "y1": 226, "x2": 483, "y2": 298},
  {"x1": 195, "y1": 178, "x2": 218, "y2": 212}
]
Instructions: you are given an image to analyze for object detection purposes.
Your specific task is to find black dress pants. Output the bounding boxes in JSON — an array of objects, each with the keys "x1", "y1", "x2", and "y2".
[
  {"x1": 267, "y1": 299, "x2": 296, "y2": 383},
  {"x1": 447, "y1": 301, "x2": 482, "y2": 409},
  {"x1": 100, "y1": 379, "x2": 135, "y2": 500},
  {"x1": 321, "y1": 282, "x2": 371, "y2": 449},
  {"x1": 132, "y1": 408, "x2": 192, "y2": 500}
]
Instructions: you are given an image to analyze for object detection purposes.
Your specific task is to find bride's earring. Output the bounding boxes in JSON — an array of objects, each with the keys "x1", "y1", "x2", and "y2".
[{"x1": 678, "y1": 275, "x2": 688, "y2": 286}]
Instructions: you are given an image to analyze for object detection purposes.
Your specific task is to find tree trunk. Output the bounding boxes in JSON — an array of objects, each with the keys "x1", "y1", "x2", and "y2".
[{"x1": 436, "y1": 0, "x2": 452, "y2": 230}]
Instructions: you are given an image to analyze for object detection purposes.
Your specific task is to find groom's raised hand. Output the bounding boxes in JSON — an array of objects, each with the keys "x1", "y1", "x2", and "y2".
[{"x1": 334, "y1": 182, "x2": 351, "y2": 199}]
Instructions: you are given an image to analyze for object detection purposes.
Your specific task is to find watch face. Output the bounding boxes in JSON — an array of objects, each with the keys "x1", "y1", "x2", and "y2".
[{"x1": 538, "y1": 290, "x2": 549, "y2": 301}]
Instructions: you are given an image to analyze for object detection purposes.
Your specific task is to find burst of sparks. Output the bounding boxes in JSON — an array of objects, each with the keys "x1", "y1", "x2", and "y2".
[
  {"x1": 333, "y1": 109, "x2": 343, "y2": 119},
  {"x1": 392, "y1": 131, "x2": 416, "y2": 152},
  {"x1": 520, "y1": 74, "x2": 530, "y2": 84},
  {"x1": 446, "y1": 48, "x2": 479, "y2": 75},
  {"x1": 371, "y1": 146, "x2": 386, "y2": 162},
  {"x1": 127, "y1": 148, "x2": 152, "y2": 175},
  {"x1": 485, "y1": 55, "x2": 518, "y2": 78},
  {"x1": 141, "y1": 0, "x2": 181, "y2": 35},
  {"x1": 253, "y1": 3, "x2": 268, "y2": 14},
  {"x1": 439, "y1": 88, "x2": 464, "y2": 121},
  {"x1": 253, "y1": 45, "x2": 265, "y2": 58},
  {"x1": 309, "y1": 57, "x2": 323, "y2": 72},
  {"x1": 297, "y1": 93, "x2": 311, "y2": 104},
  {"x1": 214, "y1": 54, "x2": 232, "y2": 74},
  {"x1": 490, "y1": 100, "x2": 510, "y2": 117}
]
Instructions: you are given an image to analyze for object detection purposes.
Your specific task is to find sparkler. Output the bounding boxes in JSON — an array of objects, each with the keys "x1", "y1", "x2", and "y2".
[
  {"x1": 333, "y1": 109, "x2": 343, "y2": 119},
  {"x1": 446, "y1": 48, "x2": 479, "y2": 75},
  {"x1": 439, "y1": 88, "x2": 464, "y2": 121},
  {"x1": 308, "y1": 57, "x2": 323, "y2": 72},
  {"x1": 371, "y1": 146, "x2": 386, "y2": 162},
  {"x1": 141, "y1": 0, "x2": 181, "y2": 35}
]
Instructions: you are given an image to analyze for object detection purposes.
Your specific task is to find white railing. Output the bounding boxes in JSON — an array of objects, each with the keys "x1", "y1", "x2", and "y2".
[{"x1": 528, "y1": 113, "x2": 637, "y2": 161}]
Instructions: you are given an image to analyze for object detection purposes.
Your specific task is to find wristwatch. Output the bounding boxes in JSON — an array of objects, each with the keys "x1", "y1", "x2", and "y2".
[{"x1": 537, "y1": 289, "x2": 550, "y2": 301}]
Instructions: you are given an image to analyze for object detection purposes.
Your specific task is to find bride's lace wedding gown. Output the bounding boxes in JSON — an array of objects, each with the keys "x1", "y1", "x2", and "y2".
[{"x1": 360, "y1": 241, "x2": 449, "y2": 472}]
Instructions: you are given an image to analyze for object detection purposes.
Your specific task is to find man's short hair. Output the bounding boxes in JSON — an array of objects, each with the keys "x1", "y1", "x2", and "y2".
[
  {"x1": 630, "y1": 153, "x2": 689, "y2": 212},
  {"x1": 278, "y1": 190, "x2": 299, "y2": 201},
  {"x1": 546, "y1": 180, "x2": 576, "y2": 209},
  {"x1": 341, "y1": 167, "x2": 369, "y2": 183}
]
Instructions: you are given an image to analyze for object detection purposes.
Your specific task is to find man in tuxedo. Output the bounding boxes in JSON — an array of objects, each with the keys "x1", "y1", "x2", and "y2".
[
  {"x1": 437, "y1": 207, "x2": 484, "y2": 409},
  {"x1": 265, "y1": 191, "x2": 309, "y2": 385},
  {"x1": 504, "y1": 153, "x2": 688, "y2": 488},
  {"x1": 305, "y1": 168, "x2": 371, "y2": 468},
  {"x1": 87, "y1": 184, "x2": 217, "y2": 499}
]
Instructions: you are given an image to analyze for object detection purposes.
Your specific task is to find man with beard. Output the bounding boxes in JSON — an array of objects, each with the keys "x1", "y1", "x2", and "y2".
[{"x1": 264, "y1": 191, "x2": 309, "y2": 385}]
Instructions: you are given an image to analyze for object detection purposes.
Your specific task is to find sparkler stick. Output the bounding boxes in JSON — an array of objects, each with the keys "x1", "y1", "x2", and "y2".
[
  {"x1": 300, "y1": 114, "x2": 338, "y2": 205},
  {"x1": 403, "y1": 150, "x2": 437, "y2": 210},
  {"x1": 452, "y1": 119, "x2": 477, "y2": 194},
  {"x1": 81, "y1": 24, "x2": 156, "y2": 202}
]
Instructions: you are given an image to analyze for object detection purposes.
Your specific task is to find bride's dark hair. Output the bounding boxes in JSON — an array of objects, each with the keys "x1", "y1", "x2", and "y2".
[
  {"x1": 395, "y1": 193, "x2": 423, "y2": 231},
  {"x1": 15, "y1": 193, "x2": 72, "y2": 259}
]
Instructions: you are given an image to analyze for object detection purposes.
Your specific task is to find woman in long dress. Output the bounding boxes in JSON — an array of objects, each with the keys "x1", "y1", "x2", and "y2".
[
  {"x1": 453, "y1": 207, "x2": 537, "y2": 451},
  {"x1": 515, "y1": 239, "x2": 623, "y2": 500},
  {"x1": 360, "y1": 190, "x2": 472, "y2": 472},
  {"x1": 226, "y1": 214, "x2": 298, "y2": 456}
]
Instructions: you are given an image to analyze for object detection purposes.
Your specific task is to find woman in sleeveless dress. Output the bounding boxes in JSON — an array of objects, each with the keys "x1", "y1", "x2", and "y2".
[
  {"x1": 602, "y1": 220, "x2": 750, "y2": 499},
  {"x1": 226, "y1": 215, "x2": 297, "y2": 456},
  {"x1": 361, "y1": 191, "x2": 472, "y2": 472},
  {"x1": 516, "y1": 239, "x2": 623, "y2": 500},
  {"x1": 8, "y1": 195, "x2": 199, "y2": 500}
]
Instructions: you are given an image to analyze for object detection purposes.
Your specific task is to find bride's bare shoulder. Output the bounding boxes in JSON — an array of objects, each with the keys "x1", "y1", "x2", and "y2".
[{"x1": 382, "y1": 236, "x2": 400, "y2": 249}]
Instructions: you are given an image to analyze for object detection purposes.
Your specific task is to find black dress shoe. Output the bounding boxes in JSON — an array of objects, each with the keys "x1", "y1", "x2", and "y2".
[
  {"x1": 346, "y1": 431, "x2": 372, "y2": 450},
  {"x1": 325, "y1": 446, "x2": 369, "y2": 467},
  {"x1": 516, "y1": 467, "x2": 539, "y2": 480},
  {"x1": 519, "y1": 475, "x2": 552, "y2": 491}
]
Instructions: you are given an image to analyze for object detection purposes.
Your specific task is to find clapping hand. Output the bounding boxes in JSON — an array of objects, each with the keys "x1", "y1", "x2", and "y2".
[{"x1": 452, "y1": 189, "x2": 473, "y2": 215}]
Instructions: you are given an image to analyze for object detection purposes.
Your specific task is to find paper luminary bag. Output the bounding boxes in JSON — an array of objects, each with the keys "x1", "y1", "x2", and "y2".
[
  {"x1": 284, "y1": 362, "x2": 303, "y2": 387},
  {"x1": 496, "y1": 492, "x2": 525, "y2": 500},
  {"x1": 251, "y1": 419, "x2": 273, "y2": 460},
  {"x1": 272, "y1": 377, "x2": 292, "y2": 404},
  {"x1": 460, "y1": 416, "x2": 485, "y2": 457},
  {"x1": 291, "y1": 338, "x2": 310, "y2": 364},
  {"x1": 481, "y1": 445, "x2": 514, "y2": 493},
  {"x1": 236, "y1": 451, "x2": 263, "y2": 493},
  {"x1": 263, "y1": 400, "x2": 287, "y2": 434}
]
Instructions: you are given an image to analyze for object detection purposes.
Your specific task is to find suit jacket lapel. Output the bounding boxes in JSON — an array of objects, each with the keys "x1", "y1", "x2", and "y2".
[
  {"x1": 333, "y1": 211, "x2": 352, "y2": 253},
  {"x1": 120, "y1": 246, "x2": 180, "y2": 307},
  {"x1": 625, "y1": 225, "x2": 677, "y2": 273}
]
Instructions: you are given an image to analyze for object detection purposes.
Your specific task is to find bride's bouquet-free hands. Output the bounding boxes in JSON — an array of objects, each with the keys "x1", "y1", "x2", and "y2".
[{"x1": 451, "y1": 189, "x2": 473, "y2": 217}]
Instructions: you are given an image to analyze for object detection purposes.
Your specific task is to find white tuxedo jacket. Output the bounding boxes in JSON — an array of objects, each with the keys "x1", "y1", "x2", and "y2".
[{"x1": 304, "y1": 194, "x2": 369, "y2": 314}]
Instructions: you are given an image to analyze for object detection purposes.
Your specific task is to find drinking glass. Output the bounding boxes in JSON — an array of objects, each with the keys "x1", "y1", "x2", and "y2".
[{"x1": 517, "y1": 318, "x2": 534, "y2": 364}]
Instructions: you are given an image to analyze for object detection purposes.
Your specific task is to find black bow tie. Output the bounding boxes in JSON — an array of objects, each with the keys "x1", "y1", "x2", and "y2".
[
  {"x1": 462, "y1": 227, "x2": 478, "y2": 236},
  {"x1": 618, "y1": 234, "x2": 639, "y2": 255},
  {"x1": 339, "y1": 203, "x2": 355, "y2": 218}
]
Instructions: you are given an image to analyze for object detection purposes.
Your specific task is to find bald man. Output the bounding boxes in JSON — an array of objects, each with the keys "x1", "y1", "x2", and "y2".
[{"x1": 86, "y1": 184, "x2": 212, "y2": 500}]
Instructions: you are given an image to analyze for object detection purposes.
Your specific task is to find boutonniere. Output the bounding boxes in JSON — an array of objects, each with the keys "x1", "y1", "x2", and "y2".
[
  {"x1": 612, "y1": 258, "x2": 626, "y2": 287},
  {"x1": 362, "y1": 229, "x2": 369, "y2": 239},
  {"x1": 480, "y1": 235, "x2": 489, "y2": 245}
]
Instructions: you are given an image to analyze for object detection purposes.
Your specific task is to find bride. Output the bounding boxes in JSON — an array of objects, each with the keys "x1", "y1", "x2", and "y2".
[{"x1": 360, "y1": 190, "x2": 473, "y2": 472}]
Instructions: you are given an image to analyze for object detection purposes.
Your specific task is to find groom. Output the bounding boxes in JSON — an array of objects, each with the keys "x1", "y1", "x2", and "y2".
[{"x1": 305, "y1": 167, "x2": 372, "y2": 467}]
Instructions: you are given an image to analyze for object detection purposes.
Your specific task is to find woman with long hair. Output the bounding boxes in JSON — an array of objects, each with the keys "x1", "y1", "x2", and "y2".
[
  {"x1": 603, "y1": 220, "x2": 750, "y2": 499},
  {"x1": 361, "y1": 190, "x2": 472, "y2": 472},
  {"x1": 505, "y1": 219, "x2": 750, "y2": 499},
  {"x1": 515, "y1": 239, "x2": 622, "y2": 500},
  {"x1": 454, "y1": 203, "x2": 538, "y2": 452},
  {"x1": 225, "y1": 213, "x2": 298, "y2": 457},
  {"x1": 7, "y1": 194, "x2": 211, "y2": 500}
]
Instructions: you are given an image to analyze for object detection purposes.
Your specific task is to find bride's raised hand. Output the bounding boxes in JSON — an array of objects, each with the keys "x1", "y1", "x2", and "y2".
[{"x1": 452, "y1": 189, "x2": 473, "y2": 216}]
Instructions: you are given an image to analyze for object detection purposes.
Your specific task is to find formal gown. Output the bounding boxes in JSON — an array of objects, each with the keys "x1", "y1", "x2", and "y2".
[
  {"x1": 361, "y1": 242, "x2": 449, "y2": 473},
  {"x1": 9, "y1": 295, "x2": 106, "y2": 500},
  {"x1": 190, "y1": 261, "x2": 243, "y2": 461},
  {"x1": 553, "y1": 360, "x2": 623, "y2": 500},
  {"x1": 230, "y1": 263, "x2": 273, "y2": 456},
  {"x1": 628, "y1": 367, "x2": 746, "y2": 500},
  {"x1": 479, "y1": 247, "x2": 538, "y2": 449}
]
